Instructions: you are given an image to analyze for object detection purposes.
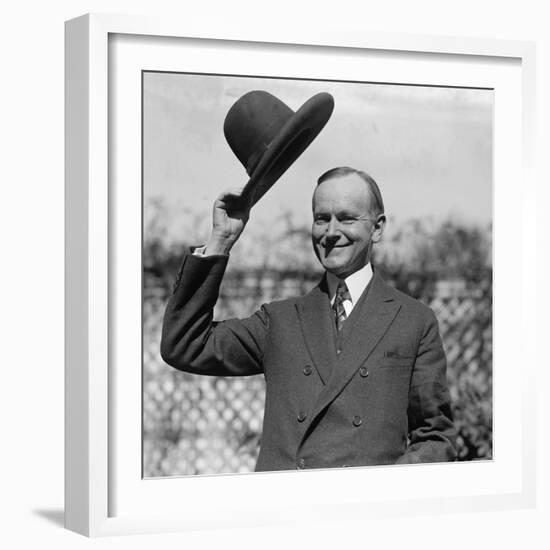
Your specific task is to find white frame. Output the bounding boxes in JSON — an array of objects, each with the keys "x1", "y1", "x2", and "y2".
[{"x1": 65, "y1": 13, "x2": 537, "y2": 537}]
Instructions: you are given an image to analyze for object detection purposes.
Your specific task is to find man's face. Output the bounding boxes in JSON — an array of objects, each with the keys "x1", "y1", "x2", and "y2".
[{"x1": 311, "y1": 173, "x2": 384, "y2": 279}]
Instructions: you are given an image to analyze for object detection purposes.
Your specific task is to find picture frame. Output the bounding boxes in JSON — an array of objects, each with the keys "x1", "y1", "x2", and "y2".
[{"x1": 65, "y1": 13, "x2": 536, "y2": 537}]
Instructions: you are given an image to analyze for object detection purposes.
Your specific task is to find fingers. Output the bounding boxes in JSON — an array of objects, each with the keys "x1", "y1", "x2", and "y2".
[
  {"x1": 216, "y1": 187, "x2": 246, "y2": 203},
  {"x1": 215, "y1": 186, "x2": 252, "y2": 215}
]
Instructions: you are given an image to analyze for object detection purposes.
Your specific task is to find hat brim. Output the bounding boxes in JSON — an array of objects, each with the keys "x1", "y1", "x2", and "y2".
[{"x1": 238, "y1": 92, "x2": 334, "y2": 209}]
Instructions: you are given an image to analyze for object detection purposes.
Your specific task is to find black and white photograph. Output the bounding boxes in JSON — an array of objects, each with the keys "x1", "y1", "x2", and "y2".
[
  {"x1": 142, "y1": 72, "x2": 493, "y2": 477},
  {"x1": 4, "y1": 0, "x2": 546, "y2": 545}
]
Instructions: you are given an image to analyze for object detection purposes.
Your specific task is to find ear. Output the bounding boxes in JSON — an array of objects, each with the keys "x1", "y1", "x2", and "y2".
[{"x1": 371, "y1": 215, "x2": 386, "y2": 243}]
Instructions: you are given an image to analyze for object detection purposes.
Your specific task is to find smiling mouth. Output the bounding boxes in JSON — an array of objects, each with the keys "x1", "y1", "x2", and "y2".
[
  {"x1": 321, "y1": 242, "x2": 351, "y2": 257},
  {"x1": 322, "y1": 243, "x2": 350, "y2": 249}
]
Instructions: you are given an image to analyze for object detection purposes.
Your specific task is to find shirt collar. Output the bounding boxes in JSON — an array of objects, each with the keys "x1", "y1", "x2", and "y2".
[{"x1": 326, "y1": 263, "x2": 373, "y2": 305}]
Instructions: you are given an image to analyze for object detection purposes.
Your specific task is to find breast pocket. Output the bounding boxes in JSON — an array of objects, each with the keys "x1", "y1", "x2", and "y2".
[{"x1": 378, "y1": 350, "x2": 416, "y2": 368}]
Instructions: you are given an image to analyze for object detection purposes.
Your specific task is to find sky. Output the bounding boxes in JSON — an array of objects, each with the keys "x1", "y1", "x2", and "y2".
[{"x1": 143, "y1": 72, "x2": 492, "y2": 247}]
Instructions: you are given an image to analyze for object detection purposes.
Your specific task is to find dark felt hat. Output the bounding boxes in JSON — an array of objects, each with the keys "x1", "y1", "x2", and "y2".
[{"x1": 223, "y1": 90, "x2": 334, "y2": 208}]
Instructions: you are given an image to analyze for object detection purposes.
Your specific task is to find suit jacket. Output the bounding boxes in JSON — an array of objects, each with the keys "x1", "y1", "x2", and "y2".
[{"x1": 160, "y1": 251, "x2": 457, "y2": 471}]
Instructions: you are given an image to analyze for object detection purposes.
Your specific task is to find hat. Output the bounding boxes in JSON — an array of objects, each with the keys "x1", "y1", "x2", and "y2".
[{"x1": 223, "y1": 90, "x2": 334, "y2": 208}]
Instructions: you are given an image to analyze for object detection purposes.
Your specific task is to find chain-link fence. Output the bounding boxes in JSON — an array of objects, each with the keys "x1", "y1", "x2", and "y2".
[{"x1": 143, "y1": 266, "x2": 492, "y2": 476}]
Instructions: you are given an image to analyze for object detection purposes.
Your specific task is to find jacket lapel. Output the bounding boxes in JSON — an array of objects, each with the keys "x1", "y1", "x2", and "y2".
[
  {"x1": 300, "y1": 272, "x2": 402, "y2": 441},
  {"x1": 295, "y1": 279, "x2": 336, "y2": 385}
]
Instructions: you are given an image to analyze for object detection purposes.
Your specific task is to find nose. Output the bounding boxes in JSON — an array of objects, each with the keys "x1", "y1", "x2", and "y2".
[{"x1": 325, "y1": 216, "x2": 340, "y2": 239}]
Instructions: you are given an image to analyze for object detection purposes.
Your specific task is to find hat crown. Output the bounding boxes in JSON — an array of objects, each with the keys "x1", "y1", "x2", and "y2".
[
  {"x1": 221, "y1": 90, "x2": 334, "y2": 208},
  {"x1": 224, "y1": 91, "x2": 296, "y2": 175}
]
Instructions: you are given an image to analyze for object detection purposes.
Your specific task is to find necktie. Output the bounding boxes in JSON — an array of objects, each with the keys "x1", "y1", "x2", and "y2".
[{"x1": 333, "y1": 281, "x2": 351, "y2": 332}]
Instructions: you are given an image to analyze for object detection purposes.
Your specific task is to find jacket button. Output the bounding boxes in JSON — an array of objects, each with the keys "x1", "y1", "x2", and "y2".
[
  {"x1": 303, "y1": 365, "x2": 313, "y2": 376},
  {"x1": 297, "y1": 458, "x2": 305, "y2": 469},
  {"x1": 359, "y1": 367, "x2": 369, "y2": 377},
  {"x1": 297, "y1": 411, "x2": 307, "y2": 422},
  {"x1": 352, "y1": 415, "x2": 363, "y2": 427}
]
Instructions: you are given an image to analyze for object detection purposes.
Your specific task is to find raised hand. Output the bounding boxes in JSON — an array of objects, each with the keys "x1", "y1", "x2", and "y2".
[{"x1": 205, "y1": 187, "x2": 252, "y2": 255}]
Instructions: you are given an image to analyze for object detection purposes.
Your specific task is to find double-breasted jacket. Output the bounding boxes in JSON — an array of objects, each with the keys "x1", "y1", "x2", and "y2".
[{"x1": 160, "y1": 252, "x2": 457, "y2": 471}]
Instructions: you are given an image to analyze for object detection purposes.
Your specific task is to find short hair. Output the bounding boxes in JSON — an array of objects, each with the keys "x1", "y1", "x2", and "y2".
[{"x1": 316, "y1": 166, "x2": 385, "y2": 217}]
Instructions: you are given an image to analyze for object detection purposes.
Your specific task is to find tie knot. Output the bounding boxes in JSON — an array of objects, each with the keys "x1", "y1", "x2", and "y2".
[{"x1": 335, "y1": 281, "x2": 350, "y2": 303}]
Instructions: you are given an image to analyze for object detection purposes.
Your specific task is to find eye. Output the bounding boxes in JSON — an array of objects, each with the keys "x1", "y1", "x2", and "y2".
[
  {"x1": 339, "y1": 215, "x2": 358, "y2": 225},
  {"x1": 314, "y1": 216, "x2": 329, "y2": 225}
]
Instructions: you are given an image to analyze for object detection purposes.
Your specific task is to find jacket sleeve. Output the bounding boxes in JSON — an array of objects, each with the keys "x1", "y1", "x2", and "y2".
[
  {"x1": 160, "y1": 251, "x2": 268, "y2": 376},
  {"x1": 396, "y1": 309, "x2": 457, "y2": 464}
]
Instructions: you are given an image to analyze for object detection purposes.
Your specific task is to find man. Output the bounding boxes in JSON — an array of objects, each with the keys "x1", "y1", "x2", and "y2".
[{"x1": 160, "y1": 165, "x2": 457, "y2": 471}]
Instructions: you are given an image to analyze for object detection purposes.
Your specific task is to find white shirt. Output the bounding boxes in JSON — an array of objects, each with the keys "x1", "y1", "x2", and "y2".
[{"x1": 326, "y1": 263, "x2": 373, "y2": 317}]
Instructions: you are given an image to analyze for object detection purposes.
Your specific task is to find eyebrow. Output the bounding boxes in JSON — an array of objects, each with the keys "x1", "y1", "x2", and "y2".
[{"x1": 313, "y1": 208, "x2": 362, "y2": 217}]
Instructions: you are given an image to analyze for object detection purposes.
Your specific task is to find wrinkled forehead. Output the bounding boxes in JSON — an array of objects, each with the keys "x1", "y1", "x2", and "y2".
[{"x1": 312, "y1": 175, "x2": 373, "y2": 214}]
